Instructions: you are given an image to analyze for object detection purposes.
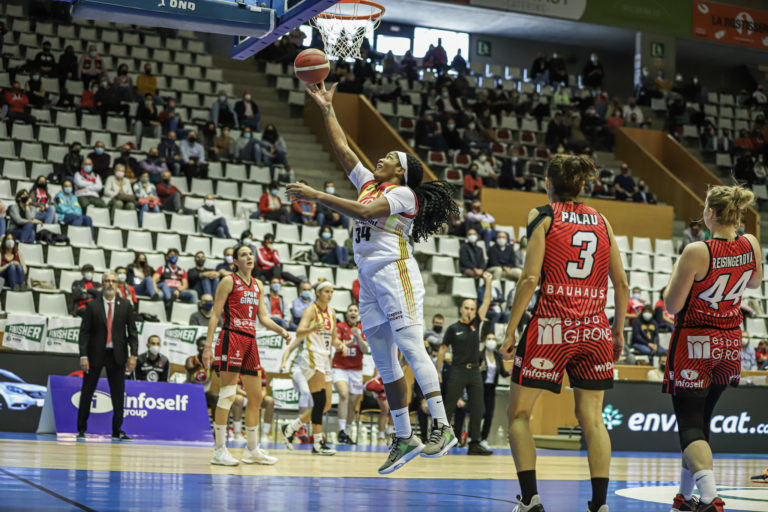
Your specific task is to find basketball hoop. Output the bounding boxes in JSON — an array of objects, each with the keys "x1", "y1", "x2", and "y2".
[{"x1": 310, "y1": 0, "x2": 384, "y2": 60}]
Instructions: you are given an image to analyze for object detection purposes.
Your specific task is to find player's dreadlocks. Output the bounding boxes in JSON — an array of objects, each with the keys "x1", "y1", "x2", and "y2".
[{"x1": 403, "y1": 153, "x2": 459, "y2": 242}]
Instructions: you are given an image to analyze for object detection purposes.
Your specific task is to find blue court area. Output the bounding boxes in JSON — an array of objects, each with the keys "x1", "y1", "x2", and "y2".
[{"x1": 1, "y1": 434, "x2": 766, "y2": 512}]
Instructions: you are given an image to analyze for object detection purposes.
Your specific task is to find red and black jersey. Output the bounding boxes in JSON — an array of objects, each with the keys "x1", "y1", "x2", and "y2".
[
  {"x1": 531, "y1": 202, "x2": 611, "y2": 318},
  {"x1": 222, "y1": 273, "x2": 260, "y2": 337},
  {"x1": 332, "y1": 321, "x2": 365, "y2": 370},
  {"x1": 677, "y1": 236, "x2": 756, "y2": 331}
]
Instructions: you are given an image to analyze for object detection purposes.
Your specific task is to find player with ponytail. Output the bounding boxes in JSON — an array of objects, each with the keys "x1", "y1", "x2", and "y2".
[{"x1": 287, "y1": 81, "x2": 458, "y2": 475}]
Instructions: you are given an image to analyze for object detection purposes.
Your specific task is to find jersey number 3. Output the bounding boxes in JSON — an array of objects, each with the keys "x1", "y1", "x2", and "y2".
[
  {"x1": 566, "y1": 231, "x2": 598, "y2": 279},
  {"x1": 355, "y1": 226, "x2": 371, "y2": 243},
  {"x1": 697, "y1": 271, "x2": 752, "y2": 310}
]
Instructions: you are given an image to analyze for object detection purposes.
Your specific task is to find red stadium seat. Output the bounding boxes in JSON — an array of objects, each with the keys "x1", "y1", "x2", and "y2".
[
  {"x1": 428, "y1": 151, "x2": 448, "y2": 167},
  {"x1": 520, "y1": 131, "x2": 537, "y2": 145},
  {"x1": 491, "y1": 142, "x2": 506, "y2": 157},
  {"x1": 442, "y1": 168, "x2": 463, "y2": 186},
  {"x1": 535, "y1": 147, "x2": 551, "y2": 160},
  {"x1": 453, "y1": 152, "x2": 471, "y2": 169},
  {"x1": 398, "y1": 117, "x2": 415, "y2": 134},
  {"x1": 496, "y1": 129, "x2": 513, "y2": 143}
]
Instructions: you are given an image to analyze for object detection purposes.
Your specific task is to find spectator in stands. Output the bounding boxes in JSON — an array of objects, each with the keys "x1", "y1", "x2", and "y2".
[
  {"x1": 466, "y1": 200, "x2": 496, "y2": 249},
  {"x1": 188, "y1": 251, "x2": 220, "y2": 297},
  {"x1": 56, "y1": 45, "x2": 79, "y2": 94},
  {"x1": 4, "y1": 81, "x2": 35, "y2": 124},
  {"x1": 216, "y1": 127, "x2": 237, "y2": 160},
  {"x1": 157, "y1": 170, "x2": 192, "y2": 214},
  {"x1": 103, "y1": 164, "x2": 136, "y2": 213},
  {"x1": 154, "y1": 248, "x2": 198, "y2": 306},
  {"x1": 545, "y1": 112, "x2": 569, "y2": 150},
  {"x1": 33, "y1": 40, "x2": 56, "y2": 77},
  {"x1": 236, "y1": 126, "x2": 260, "y2": 162},
  {"x1": 474, "y1": 155, "x2": 499, "y2": 187},
  {"x1": 189, "y1": 293, "x2": 215, "y2": 326},
  {"x1": 256, "y1": 233, "x2": 302, "y2": 285},
  {"x1": 75, "y1": 81, "x2": 98, "y2": 120},
  {"x1": 79, "y1": 44, "x2": 104, "y2": 90},
  {"x1": 54, "y1": 179, "x2": 94, "y2": 235},
  {"x1": 314, "y1": 225, "x2": 350, "y2": 266},
  {"x1": 499, "y1": 149, "x2": 535, "y2": 191},
  {"x1": 633, "y1": 180, "x2": 657, "y2": 204},
  {"x1": 530, "y1": 51, "x2": 549, "y2": 85},
  {"x1": 547, "y1": 51, "x2": 568, "y2": 85},
  {"x1": 201, "y1": 122, "x2": 220, "y2": 161},
  {"x1": 316, "y1": 181, "x2": 349, "y2": 229},
  {"x1": 477, "y1": 280, "x2": 508, "y2": 332},
  {"x1": 7, "y1": 190, "x2": 42, "y2": 244},
  {"x1": 654, "y1": 289, "x2": 675, "y2": 332},
  {"x1": 258, "y1": 182, "x2": 289, "y2": 223},
  {"x1": 73, "y1": 158, "x2": 106, "y2": 211},
  {"x1": 734, "y1": 128, "x2": 755, "y2": 154},
  {"x1": 734, "y1": 151, "x2": 757, "y2": 188},
  {"x1": 114, "y1": 63, "x2": 133, "y2": 102},
  {"x1": 622, "y1": 96, "x2": 643, "y2": 124},
  {"x1": 261, "y1": 124, "x2": 290, "y2": 177},
  {"x1": 486, "y1": 231, "x2": 520, "y2": 281},
  {"x1": 754, "y1": 154, "x2": 768, "y2": 185},
  {"x1": 741, "y1": 336, "x2": 758, "y2": 371},
  {"x1": 291, "y1": 280, "x2": 314, "y2": 325},
  {"x1": 107, "y1": 268, "x2": 137, "y2": 312},
  {"x1": 113, "y1": 146, "x2": 138, "y2": 180},
  {"x1": 680, "y1": 220, "x2": 705, "y2": 253},
  {"x1": 459, "y1": 229, "x2": 485, "y2": 278},
  {"x1": 290, "y1": 180, "x2": 317, "y2": 225},
  {"x1": 438, "y1": 89, "x2": 463, "y2": 119},
  {"x1": 627, "y1": 287, "x2": 646, "y2": 323},
  {"x1": 631, "y1": 304, "x2": 667, "y2": 365},
  {"x1": 756, "y1": 340, "x2": 768, "y2": 368},
  {"x1": 140, "y1": 147, "x2": 168, "y2": 184},
  {"x1": 463, "y1": 120, "x2": 492, "y2": 156},
  {"x1": 0, "y1": 234, "x2": 26, "y2": 291},
  {"x1": 94, "y1": 75, "x2": 130, "y2": 126},
  {"x1": 606, "y1": 108, "x2": 625, "y2": 135},
  {"x1": 135, "y1": 93, "x2": 162, "y2": 139},
  {"x1": 133, "y1": 171, "x2": 161, "y2": 226},
  {"x1": 157, "y1": 98, "x2": 181, "y2": 138},
  {"x1": 613, "y1": 163, "x2": 636, "y2": 200},
  {"x1": 216, "y1": 246, "x2": 237, "y2": 277},
  {"x1": 235, "y1": 90, "x2": 260, "y2": 131},
  {"x1": 127, "y1": 253, "x2": 157, "y2": 299},
  {"x1": 582, "y1": 52, "x2": 604, "y2": 89},
  {"x1": 210, "y1": 91, "x2": 239, "y2": 129},
  {"x1": 186, "y1": 338, "x2": 217, "y2": 410},
  {"x1": 451, "y1": 49, "x2": 467, "y2": 73},
  {"x1": 136, "y1": 63, "x2": 158, "y2": 99},
  {"x1": 266, "y1": 277, "x2": 294, "y2": 330},
  {"x1": 87, "y1": 140, "x2": 111, "y2": 179},
  {"x1": 197, "y1": 194, "x2": 231, "y2": 239},
  {"x1": 72, "y1": 263, "x2": 102, "y2": 316},
  {"x1": 180, "y1": 130, "x2": 208, "y2": 180},
  {"x1": 158, "y1": 132, "x2": 182, "y2": 177},
  {"x1": 28, "y1": 176, "x2": 56, "y2": 221},
  {"x1": 24, "y1": 71, "x2": 47, "y2": 108},
  {"x1": 415, "y1": 113, "x2": 448, "y2": 150},
  {"x1": 133, "y1": 336, "x2": 169, "y2": 382},
  {"x1": 464, "y1": 164, "x2": 483, "y2": 201}
]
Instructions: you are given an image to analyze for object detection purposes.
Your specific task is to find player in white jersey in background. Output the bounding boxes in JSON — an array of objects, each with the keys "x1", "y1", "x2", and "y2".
[{"x1": 287, "y1": 81, "x2": 460, "y2": 474}]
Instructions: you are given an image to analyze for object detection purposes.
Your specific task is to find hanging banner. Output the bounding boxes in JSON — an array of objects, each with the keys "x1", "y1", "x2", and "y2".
[
  {"x1": 692, "y1": 1, "x2": 768, "y2": 51},
  {"x1": 257, "y1": 332, "x2": 287, "y2": 373},
  {"x1": 469, "y1": 0, "x2": 587, "y2": 20},
  {"x1": 159, "y1": 325, "x2": 207, "y2": 367},
  {"x1": 270, "y1": 377, "x2": 299, "y2": 410},
  {"x1": 3, "y1": 314, "x2": 47, "y2": 352},
  {"x1": 43, "y1": 317, "x2": 82, "y2": 354}
]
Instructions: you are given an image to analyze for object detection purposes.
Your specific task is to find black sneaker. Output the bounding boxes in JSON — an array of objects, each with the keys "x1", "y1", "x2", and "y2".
[
  {"x1": 112, "y1": 431, "x2": 131, "y2": 441},
  {"x1": 312, "y1": 440, "x2": 336, "y2": 456},
  {"x1": 467, "y1": 441, "x2": 493, "y2": 455},
  {"x1": 76, "y1": 430, "x2": 86, "y2": 439},
  {"x1": 281, "y1": 423, "x2": 296, "y2": 450},
  {"x1": 337, "y1": 430, "x2": 356, "y2": 445}
]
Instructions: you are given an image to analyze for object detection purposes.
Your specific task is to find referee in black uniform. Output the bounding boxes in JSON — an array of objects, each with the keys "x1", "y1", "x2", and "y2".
[{"x1": 437, "y1": 272, "x2": 493, "y2": 455}]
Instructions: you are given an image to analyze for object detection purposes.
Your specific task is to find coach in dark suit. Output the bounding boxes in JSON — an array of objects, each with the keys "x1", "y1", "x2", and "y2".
[{"x1": 77, "y1": 272, "x2": 138, "y2": 439}]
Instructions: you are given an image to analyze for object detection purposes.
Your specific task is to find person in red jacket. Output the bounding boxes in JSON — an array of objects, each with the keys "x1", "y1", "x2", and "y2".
[
  {"x1": 115, "y1": 266, "x2": 138, "y2": 309},
  {"x1": 256, "y1": 233, "x2": 303, "y2": 285},
  {"x1": 258, "y1": 181, "x2": 289, "y2": 223},
  {"x1": 4, "y1": 81, "x2": 35, "y2": 124},
  {"x1": 463, "y1": 164, "x2": 482, "y2": 201}
]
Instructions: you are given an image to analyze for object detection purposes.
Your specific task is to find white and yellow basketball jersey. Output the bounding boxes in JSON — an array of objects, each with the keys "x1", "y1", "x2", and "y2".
[{"x1": 304, "y1": 302, "x2": 336, "y2": 357}]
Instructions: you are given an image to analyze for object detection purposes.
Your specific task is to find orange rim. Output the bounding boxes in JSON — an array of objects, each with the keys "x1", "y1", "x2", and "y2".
[{"x1": 315, "y1": 0, "x2": 384, "y2": 21}]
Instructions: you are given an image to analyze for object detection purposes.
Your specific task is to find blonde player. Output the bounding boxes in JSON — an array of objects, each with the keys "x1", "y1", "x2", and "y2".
[
  {"x1": 288, "y1": 81, "x2": 460, "y2": 474},
  {"x1": 280, "y1": 280, "x2": 346, "y2": 455}
]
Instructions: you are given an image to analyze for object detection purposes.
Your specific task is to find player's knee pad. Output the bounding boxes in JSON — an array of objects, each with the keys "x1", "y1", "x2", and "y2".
[
  {"x1": 674, "y1": 396, "x2": 708, "y2": 450},
  {"x1": 678, "y1": 425, "x2": 707, "y2": 451},
  {"x1": 216, "y1": 385, "x2": 237, "y2": 410},
  {"x1": 395, "y1": 325, "x2": 440, "y2": 394},
  {"x1": 311, "y1": 390, "x2": 326, "y2": 425}
]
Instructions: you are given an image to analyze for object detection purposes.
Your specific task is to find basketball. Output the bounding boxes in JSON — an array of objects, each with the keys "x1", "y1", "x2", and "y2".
[{"x1": 294, "y1": 48, "x2": 330, "y2": 84}]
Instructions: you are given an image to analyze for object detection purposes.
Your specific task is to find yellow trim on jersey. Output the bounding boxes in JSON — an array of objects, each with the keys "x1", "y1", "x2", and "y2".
[
  {"x1": 395, "y1": 225, "x2": 409, "y2": 260},
  {"x1": 396, "y1": 260, "x2": 417, "y2": 319},
  {"x1": 305, "y1": 338, "x2": 316, "y2": 369}
]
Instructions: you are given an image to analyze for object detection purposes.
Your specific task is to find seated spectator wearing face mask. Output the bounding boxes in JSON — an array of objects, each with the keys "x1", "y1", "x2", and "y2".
[
  {"x1": 179, "y1": 130, "x2": 208, "y2": 180},
  {"x1": 209, "y1": 91, "x2": 239, "y2": 129},
  {"x1": 0, "y1": 234, "x2": 27, "y2": 291},
  {"x1": 72, "y1": 263, "x2": 102, "y2": 316},
  {"x1": 486, "y1": 232, "x2": 521, "y2": 281},
  {"x1": 631, "y1": 305, "x2": 667, "y2": 365},
  {"x1": 632, "y1": 180, "x2": 656, "y2": 204},
  {"x1": 25, "y1": 70, "x2": 47, "y2": 108},
  {"x1": 197, "y1": 194, "x2": 231, "y2": 239},
  {"x1": 316, "y1": 181, "x2": 350, "y2": 229},
  {"x1": 103, "y1": 164, "x2": 136, "y2": 213},
  {"x1": 313, "y1": 225, "x2": 350, "y2": 266},
  {"x1": 627, "y1": 286, "x2": 646, "y2": 323},
  {"x1": 459, "y1": 229, "x2": 486, "y2": 278},
  {"x1": 474, "y1": 154, "x2": 499, "y2": 187},
  {"x1": 133, "y1": 171, "x2": 161, "y2": 226},
  {"x1": 74, "y1": 158, "x2": 106, "y2": 211},
  {"x1": 680, "y1": 220, "x2": 705, "y2": 253},
  {"x1": 465, "y1": 200, "x2": 497, "y2": 250},
  {"x1": 135, "y1": 93, "x2": 162, "y2": 139},
  {"x1": 127, "y1": 253, "x2": 157, "y2": 299},
  {"x1": 291, "y1": 280, "x2": 314, "y2": 325},
  {"x1": 133, "y1": 335, "x2": 169, "y2": 382},
  {"x1": 235, "y1": 90, "x2": 260, "y2": 131},
  {"x1": 290, "y1": 180, "x2": 317, "y2": 225},
  {"x1": 114, "y1": 266, "x2": 138, "y2": 309},
  {"x1": 266, "y1": 277, "x2": 295, "y2": 330},
  {"x1": 189, "y1": 294, "x2": 215, "y2": 326},
  {"x1": 88, "y1": 140, "x2": 111, "y2": 179},
  {"x1": 654, "y1": 289, "x2": 675, "y2": 332},
  {"x1": 741, "y1": 337, "x2": 758, "y2": 371},
  {"x1": 258, "y1": 182, "x2": 289, "y2": 223},
  {"x1": 464, "y1": 164, "x2": 483, "y2": 201},
  {"x1": 54, "y1": 179, "x2": 94, "y2": 236},
  {"x1": 158, "y1": 132, "x2": 182, "y2": 176},
  {"x1": 499, "y1": 149, "x2": 536, "y2": 191},
  {"x1": 424, "y1": 314, "x2": 445, "y2": 360},
  {"x1": 140, "y1": 147, "x2": 168, "y2": 183},
  {"x1": 216, "y1": 247, "x2": 237, "y2": 278},
  {"x1": 153, "y1": 248, "x2": 198, "y2": 306},
  {"x1": 7, "y1": 189, "x2": 45, "y2": 243},
  {"x1": 188, "y1": 251, "x2": 220, "y2": 297},
  {"x1": 216, "y1": 126, "x2": 238, "y2": 160}
]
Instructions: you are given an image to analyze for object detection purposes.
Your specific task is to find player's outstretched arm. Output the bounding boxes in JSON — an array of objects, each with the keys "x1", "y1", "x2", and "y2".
[
  {"x1": 287, "y1": 182, "x2": 391, "y2": 221},
  {"x1": 306, "y1": 81, "x2": 360, "y2": 174}
]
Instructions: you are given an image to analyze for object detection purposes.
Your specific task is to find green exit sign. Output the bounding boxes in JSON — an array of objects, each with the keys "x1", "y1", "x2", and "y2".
[
  {"x1": 650, "y1": 42, "x2": 664, "y2": 58},
  {"x1": 477, "y1": 40, "x2": 491, "y2": 57}
]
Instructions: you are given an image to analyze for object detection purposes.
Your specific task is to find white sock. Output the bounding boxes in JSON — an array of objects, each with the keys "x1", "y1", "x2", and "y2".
[
  {"x1": 338, "y1": 419, "x2": 347, "y2": 432},
  {"x1": 378, "y1": 431, "x2": 385, "y2": 439},
  {"x1": 693, "y1": 469, "x2": 716, "y2": 504},
  {"x1": 214, "y1": 424, "x2": 227, "y2": 449},
  {"x1": 390, "y1": 407, "x2": 412, "y2": 438},
  {"x1": 263, "y1": 423, "x2": 271, "y2": 435},
  {"x1": 426, "y1": 396, "x2": 449, "y2": 425},
  {"x1": 385, "y1": 425, "x2": 394, "y2": 435},
  {"x1": 246, "y1": 426, "x2": 258, "y2": 451},
  {"x1": 679, "y1": 466, "x2": 695, "y2": 500},
  {"x1": 233, "y1": 421, "x2": 242, "y2": 436},
  {"x1": 314, "y1": 434, "x2": 323, "y2": 447},
  {"x1": 289, "y1": 416, "x2": 303, "y2": 432}
]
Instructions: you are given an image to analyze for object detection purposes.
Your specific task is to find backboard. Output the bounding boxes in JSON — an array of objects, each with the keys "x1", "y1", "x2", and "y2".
[{"x1": 55, "y1": 0, "x2": 340, "y2": 59}]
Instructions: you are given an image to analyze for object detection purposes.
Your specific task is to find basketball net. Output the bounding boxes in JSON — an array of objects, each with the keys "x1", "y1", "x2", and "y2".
[{"x1": 310, "y1": 0, "x2": 383, "y2": 60}]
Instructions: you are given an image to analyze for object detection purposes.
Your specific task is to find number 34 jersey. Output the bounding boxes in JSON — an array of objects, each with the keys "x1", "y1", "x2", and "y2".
[
  {"x1": 533, "y1": 202, "x2": 611, "y2": 319},
  {"x1": 677, "y1": 236, "x2": 756, "y2": 330},
  {"x1": 348, "y1": 163, "x2": 418, "y2": 272}
]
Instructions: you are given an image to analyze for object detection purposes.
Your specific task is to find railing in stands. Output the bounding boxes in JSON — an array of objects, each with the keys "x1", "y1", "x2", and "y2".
[{"x1": 616, "y1": 127, "x2": 760, "y2": 240}]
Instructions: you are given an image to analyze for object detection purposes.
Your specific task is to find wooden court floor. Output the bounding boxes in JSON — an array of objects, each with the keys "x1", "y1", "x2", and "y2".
[{"x1": 1, "y1": 433, "x2": 766, "y2": 511}]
